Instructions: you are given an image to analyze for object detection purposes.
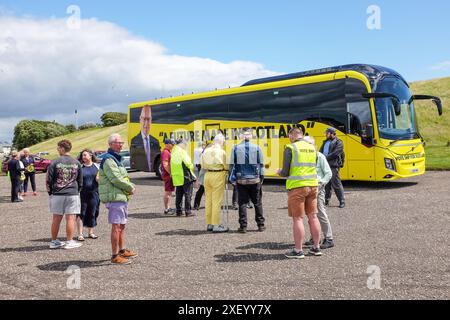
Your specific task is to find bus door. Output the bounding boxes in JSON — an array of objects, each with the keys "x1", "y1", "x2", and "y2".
[{"x1": 346, "y1": 101, "x2": 376, "y2": 180}]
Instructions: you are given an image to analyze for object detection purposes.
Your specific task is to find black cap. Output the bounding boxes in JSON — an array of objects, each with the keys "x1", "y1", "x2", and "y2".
[
  {"x1": 326, "y1": 127, "x2": 337, "y2": 134},
  {"x1": 164, "y1": 138, "x2": 175, "y2": 145}
]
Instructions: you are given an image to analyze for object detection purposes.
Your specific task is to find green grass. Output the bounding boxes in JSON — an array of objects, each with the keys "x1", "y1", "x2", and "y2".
[
  {"x1": 29, "y1": 123, "x2": 128, "y2": 159},
  {"x1": 425, "y1": 145, "x2": 450, "y2": 170},
  {"x1": 410, "y1": 77, "x2": 450, "y2": 169}
]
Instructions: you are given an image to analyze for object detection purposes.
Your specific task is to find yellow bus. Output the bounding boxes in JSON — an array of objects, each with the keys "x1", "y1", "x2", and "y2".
[{"x1": 128, "y1": 64, "x2": 442, "y2": 181}]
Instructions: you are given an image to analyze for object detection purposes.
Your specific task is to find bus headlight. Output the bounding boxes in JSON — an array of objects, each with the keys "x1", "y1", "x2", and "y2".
[{"x1": 384, "y1": 158, "x2": 396, "y2": 171}]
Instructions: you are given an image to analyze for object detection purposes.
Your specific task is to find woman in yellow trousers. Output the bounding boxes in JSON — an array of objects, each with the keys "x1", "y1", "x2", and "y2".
[{"x1": 201, "y1": 134, "x2": 229, "y2": 233}]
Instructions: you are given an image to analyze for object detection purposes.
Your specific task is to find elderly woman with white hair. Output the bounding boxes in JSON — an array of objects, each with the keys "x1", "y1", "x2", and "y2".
[
  {"x1": 20, "y1": 148, "x2": 37, "y2": 196},
  {"x1": 201, "y1": 134, "x2": 229, "y2": 233}
]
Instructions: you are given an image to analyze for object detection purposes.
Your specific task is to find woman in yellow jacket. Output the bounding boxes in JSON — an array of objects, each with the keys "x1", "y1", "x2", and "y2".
[{"x1": 201, "y1": 134, "x2": 229, "y2": 233}]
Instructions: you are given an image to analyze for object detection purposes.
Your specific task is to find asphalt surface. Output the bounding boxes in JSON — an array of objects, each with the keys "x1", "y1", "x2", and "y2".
[{"x1": 0, "y1": 171, "x2": 449, "y2": 300}]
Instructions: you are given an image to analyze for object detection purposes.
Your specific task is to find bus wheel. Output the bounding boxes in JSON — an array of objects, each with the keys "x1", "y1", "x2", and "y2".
[{"x1": 155, "y1": 157, "x2": 162, "y2": 180}]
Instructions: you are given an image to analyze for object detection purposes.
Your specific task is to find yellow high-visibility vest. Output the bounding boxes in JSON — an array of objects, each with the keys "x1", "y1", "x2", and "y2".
[
  {"x1": 170, "y1": 145, "x2": 195, "y2": 187},
  {"x1": 286, "y1": 140, "x2": 318, "y2": 190}
]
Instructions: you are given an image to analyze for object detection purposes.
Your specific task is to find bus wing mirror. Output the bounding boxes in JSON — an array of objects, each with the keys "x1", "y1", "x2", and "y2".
[
  {"x1": 365, "y1": 123, "x2": 374, "y2": 138},
  {"x1": 410, "y1": 95, "x2": 443, "y2": 116},
  {"x1": 349, "y1": 113, "x2": 362, "y2": 135},
  {"x1": 363, "y1": 124, "x2": 376, "y2": 145}
]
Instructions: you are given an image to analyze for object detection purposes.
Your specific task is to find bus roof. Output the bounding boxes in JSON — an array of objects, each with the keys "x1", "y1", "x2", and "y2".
[
  {"x1": 129, "y1": 64, "x2": 408, "y2": 109},
  {"x1": 241, "y1": 64, "x2": 408, "y2": 88}
]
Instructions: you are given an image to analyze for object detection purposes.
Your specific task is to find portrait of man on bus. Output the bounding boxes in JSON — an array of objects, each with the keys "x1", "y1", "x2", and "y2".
[{"x1": 130, "y1": 105, "x2": 161, "y2": 172}]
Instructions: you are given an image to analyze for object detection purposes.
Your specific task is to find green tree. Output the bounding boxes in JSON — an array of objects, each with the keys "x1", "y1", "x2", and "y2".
[
  {"x1": 13, "y1": 120, "x2": 46, "y2": 150},
  {"x1": 12, "y1": 120, "x2": 68, "y2": 150},
  {"x1": 101, "y1": 112, "x2": 127, "y2": 127},
  {"x1": 78, "y1": 122, "x2": 98, "y2": 130},
  {"x1": 65, "y1": 124, "x2": 77, "y2": 133}
]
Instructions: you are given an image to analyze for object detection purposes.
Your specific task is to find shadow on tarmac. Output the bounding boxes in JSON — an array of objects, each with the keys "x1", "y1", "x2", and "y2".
[
  {"x1": 37, "y1": 260, "x2": 111, "y2": 271},
  {"x1": 214, "y1": 252, "x2": 286, "y2": 263},
  {"x1": 236, "y1": 242, "x2": 292, "y2": 251},
  {"x1": 0, "y1": 196, "x2": 12, "y2": 203},
  {"x1": 0, "y1": 245, "x2": 49, "y2": 253},
  {"x1": 128, "y1": 212, "x2": 175, "y2": 220},
  {"x1": 155, "y1": 229, "x2": 207, "y2": 236}
]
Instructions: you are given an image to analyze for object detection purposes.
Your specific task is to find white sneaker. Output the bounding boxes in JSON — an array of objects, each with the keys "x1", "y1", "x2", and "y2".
[
  {"x1": 49, "y1": 240, "x2": 66, "y2": 249},
  {"x1": 64, "y1": 240, "x2": 83, "y2": 250}
]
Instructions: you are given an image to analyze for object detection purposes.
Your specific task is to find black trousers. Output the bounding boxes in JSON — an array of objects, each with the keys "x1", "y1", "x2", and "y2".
[
  {"x1": 325, "y1": 167, "x2": 345, "y2": 203},
  {"x1": 232, "y1": 185, "x2": 238, "y2": 205},
  {"x1": 194, "y1": 185, "x2": 204, "y2": 208},
  {"x1": 10, "y1": 177, "x2": 21, "y2": 202},
  {"x1": 237, "y1": 183, "x2": 264, "y2": 228},
  {"x1": 176, "y1": 182, "x2": 194, "y2": 215},
  {"x1": 24, "y1": 172, "x2": 36, "y2": 193}
]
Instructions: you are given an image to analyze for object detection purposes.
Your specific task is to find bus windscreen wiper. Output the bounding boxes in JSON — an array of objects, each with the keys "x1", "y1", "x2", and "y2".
[{"x1": 389, "y1": 137, "x2": 406, "y2": 146}]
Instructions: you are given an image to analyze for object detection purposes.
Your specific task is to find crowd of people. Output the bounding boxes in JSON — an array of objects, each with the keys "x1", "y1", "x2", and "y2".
[
  {"x1": 7, "y1": 148, "x2": 38, "y2": 203},
  {"x1": 5, "y1": 126, "x2": 346, "y2": 264}
]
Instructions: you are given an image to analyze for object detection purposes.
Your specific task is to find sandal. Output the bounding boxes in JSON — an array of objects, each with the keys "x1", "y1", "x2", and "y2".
[
  {"x1": 88, "y1": 234, "x2": 98, "y2": 239},
  {"x1": 77, "y1": 235, "x2": 85, "y2": 241}
]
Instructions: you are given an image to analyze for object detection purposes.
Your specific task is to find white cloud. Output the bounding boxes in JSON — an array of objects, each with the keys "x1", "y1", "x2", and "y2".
[
  {"x1": 0, "y1": 15, "x2": 278, "y2": 142},
  {"x1": 430, "y1": 61, "x2": 450, "y2": 71},
  {"x1": 0, "y1": 117, "x2": 25, "y2": 142}
]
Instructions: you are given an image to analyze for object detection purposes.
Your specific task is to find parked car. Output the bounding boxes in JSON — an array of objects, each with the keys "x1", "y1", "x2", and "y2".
[
  {"x1": 1, "y1": 156, "x2": 10, "y2": 173},
  {"x1": 94, "y1": 150, "x2": 106, "y2": 158},
  {"x1": 120, "y1": 151, "x2": 131, "y2": 171},
  {"x1": 96, "y1": 151, "x2": 131, "y2": 171},
  {"x1": 1, "y1": 154, "x2": 52, "y2": 174}
]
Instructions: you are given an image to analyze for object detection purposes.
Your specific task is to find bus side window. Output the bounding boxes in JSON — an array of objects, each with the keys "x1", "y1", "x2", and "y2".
[{"x1": 347, "y1": 101, "x2": 373, "y2": 137}]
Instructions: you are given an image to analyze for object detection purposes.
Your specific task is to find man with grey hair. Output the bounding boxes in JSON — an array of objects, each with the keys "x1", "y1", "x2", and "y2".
[
  {"x1": 303, "y1": 135, "x2": 335, "y2": 249},
  {"x1": 229, "y1": 128, "x2": 265, "y2": 233},
  {"x1": 99, "y1": 133, "x2": 138, "y2": 264}
]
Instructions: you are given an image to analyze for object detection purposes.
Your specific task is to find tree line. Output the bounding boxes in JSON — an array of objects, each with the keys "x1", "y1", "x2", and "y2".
[{"x1": 13, "y1": 112, "x2": 127, "y2": 150}]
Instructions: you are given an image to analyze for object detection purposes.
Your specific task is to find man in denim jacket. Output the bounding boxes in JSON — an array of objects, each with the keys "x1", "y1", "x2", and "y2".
[{"x1": 229, "y1": 128, "x2": 265, "y2": 233}]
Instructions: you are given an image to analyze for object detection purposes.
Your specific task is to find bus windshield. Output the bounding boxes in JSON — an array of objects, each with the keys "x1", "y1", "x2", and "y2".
[{"x1": 374, "y1": 77, "x2": 418, "y2": 140}]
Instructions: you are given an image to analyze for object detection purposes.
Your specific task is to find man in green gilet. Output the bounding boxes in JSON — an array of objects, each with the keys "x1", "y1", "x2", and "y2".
[
  {"x1": 277, "y1": 127, "x2": 322, "y2": 259},
  {"x1": 170, "y1": 139, "x2": 196, "y2": 217}
]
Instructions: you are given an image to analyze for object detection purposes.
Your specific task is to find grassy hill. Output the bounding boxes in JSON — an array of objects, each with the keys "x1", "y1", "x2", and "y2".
[
  {"x1": 29, "y1": 123, "x2": 128, "y2": 159},
  {"x1": 411, "y1": 77, "x2": 450, "y2": 169},
  {"x1": 24, "y1": 77, "x2": 450, "y2": 168}
]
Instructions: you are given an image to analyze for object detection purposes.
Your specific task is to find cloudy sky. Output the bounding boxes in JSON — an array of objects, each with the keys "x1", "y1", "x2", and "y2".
[{"x1": 1, "y1": 0, "x2": 449, "y2": 142}]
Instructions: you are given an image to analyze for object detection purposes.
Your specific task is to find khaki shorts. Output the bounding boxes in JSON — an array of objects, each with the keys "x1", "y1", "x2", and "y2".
[{"x1": 288, "y1": 187, "x2": 318, "y2": 218}]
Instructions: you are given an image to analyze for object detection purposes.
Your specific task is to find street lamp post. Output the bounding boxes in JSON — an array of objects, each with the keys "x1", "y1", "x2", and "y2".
[{"x1": 75, "y1": 109, "x2": 78, "y2": 130}]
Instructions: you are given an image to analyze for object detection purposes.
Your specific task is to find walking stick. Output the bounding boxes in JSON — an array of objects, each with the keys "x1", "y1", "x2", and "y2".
[{"x1": 224, "y1": 173, "x2": 229, "y2": 229}]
